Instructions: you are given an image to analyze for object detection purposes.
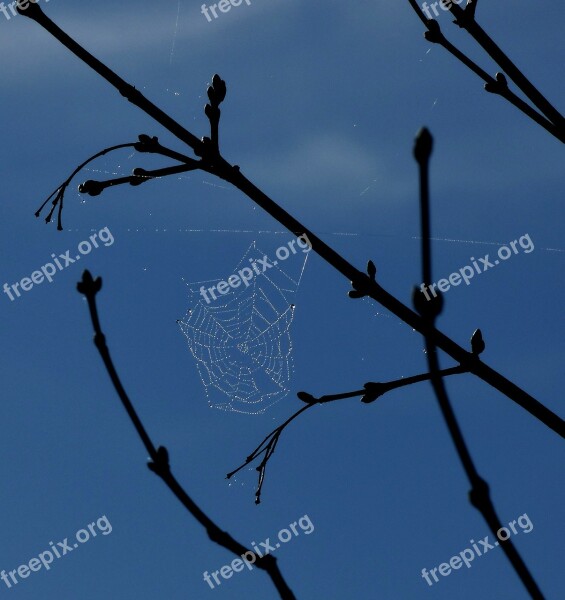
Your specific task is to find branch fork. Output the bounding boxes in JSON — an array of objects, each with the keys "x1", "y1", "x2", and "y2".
[{"x1": 407, "y1": 0, "x2": 565, "y2": 142}]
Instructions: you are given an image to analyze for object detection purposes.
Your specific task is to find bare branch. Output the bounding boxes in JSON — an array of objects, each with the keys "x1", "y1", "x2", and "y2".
[
  {"x1": 36, "y1": 135, "x2": 200, "y2": 227},
  {"x1": 17, "y1": 1, "x2": 204, "y2": 154},
  {"x1": 227, "y1": 404, "x2": 312, "y2": 505},
  {"x1": 413, "y1": 129, "x2": 544, "y2": 600},
  {"x1": 78, "y1": 163, "x2": 199, "y2": 197},
  {"x1": 405, "y1": 2, "x2": 565, "y2": 142},
  {"x1": 16, "y1": 4, "x2": 561, "y2": 597},
  {"x1": 229, "y1": 365, "x2": 467, "y2": 504},
  {"x1": 36, "y1": 142, "x2": 136, "y2": 230},
  {"x1": 224, "y1": 162, "x2": 565, "y2": 438},
  {"x1": 447, "y1": 2, "x2": 564, "y2": 130},
  {"x1": 23, "y1": 2, "x2": 564, "y2": 435},
  {"x1": 76, "y1": 270, "x2": 296, "y2": 600}
]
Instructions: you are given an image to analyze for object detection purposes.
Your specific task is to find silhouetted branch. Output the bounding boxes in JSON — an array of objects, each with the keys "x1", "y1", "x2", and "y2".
[
  {"x1": 228, "y1": 365, "x2": 467, "y2": 504},
  {"x1": 406, "y1": 1, "x2": 565, "y2": 142},
  {"x1": 36, "y1": 135, "x2": 200, "y2": 228},
  {"x1": 203, "y1": 74, "x2": 227, "y2": 156},
  {"x1": 76, "y1": 270, "x2": 296, "y2": 600},
  {"x1": 413, "y1": 128, "x2": 544, "y2": 599},
  {"x1": 21, "y1": 4, "x2": 564, "y2": 436},
  {"x1": 228, "y1": 404, "x2": 311, "y2": 506},
  {"x1": 446, "y1": 2, "x2": 564, "y2": 130},
  {"x1": 36, "y1": 142, "x2": 136, "y2": 230},
  {"x1": 79, "y1": 163, "x2": 199, "y2": 197},
  {"x1": 17, "y1": 2, "x2": 203, "y2": 154}
]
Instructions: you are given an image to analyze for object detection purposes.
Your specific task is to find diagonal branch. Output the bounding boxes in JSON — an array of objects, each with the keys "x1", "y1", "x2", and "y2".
[
  {"x1": 20, "y1": 2, "x2": 565, "y2": 438},
  {"x1": 413, "y1": 128, "x2": 544, "y2": 599},
  {"x1": 17, "y1": 2, "x2": 203, "y2": 154},
  {"x1": 224, "y1": 163, "x2": 565, "y2": 438},
  {"x1": 405, "y1": 2, "x2": 564, "y2": 142},
  {"x1": 447, "y1": 2, "x2": 564, "y2": 130},
  {"x1": 228, "y1": 365, "x2": 467, "y2": 504},
  {"x1": 76, "y1": 270, "x2": 296, "y2": 600},
  {"x1": 429, "y1": 26, "x2": 563, "y2": 141}
]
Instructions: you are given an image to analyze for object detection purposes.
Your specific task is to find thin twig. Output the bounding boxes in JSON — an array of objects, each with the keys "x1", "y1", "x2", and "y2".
[
  {"x1": 413, "y1": 128, "x2": 544, "y2": 599},
  {"x1": 76, "y1": 270, "x2": 296, "y2": 600},
  {"x1": 36, "y1": 142, "x2": 136, "y2": 230},
  {"x1": 36, "y1": 136, "x2": 200, "y2": 227},
  {"x1": 78, "y1": 163, "x2": 199, "y2": 197},
  {"x1": 229, "y1": 365, "x2": 467, "y2": 504},
  {"x1": 228, "y1": 404, "x2": 312, "y2": 505}
]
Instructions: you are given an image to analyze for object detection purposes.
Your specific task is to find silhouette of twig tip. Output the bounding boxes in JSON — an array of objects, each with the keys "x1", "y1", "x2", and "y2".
[
  {"x1": 208, "y1": 74, "x2": 227, "y2": 106},
  {"x1": 134, "y1": 134, "x2": 159, "y2": 153},
  {"x1": 76, "y1": 270, "x2": 102, "y2": 296},
  {"x1": 78, "y1": 180, "x2": 104, "y2": 196},
  {"x1": 16, "y1": 0, "x2": 42, "y2": 19},
  {"x1": 348, "y1": 289, "x2": 366, "y2": 299},
  {"x1": 414, "y1": 127, "x2": 434, "y2": 163},
  {"x1": 297, "y1": 391, "x2": 317, "y2": 404},
  {"x1": 470, "y1": 328, "x2": 486, "y2": 355}
]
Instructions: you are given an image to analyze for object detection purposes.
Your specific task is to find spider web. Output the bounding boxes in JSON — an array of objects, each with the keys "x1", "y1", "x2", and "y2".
[{"x1": 178, "y1": 241, "x2": 308, "y2": 414}]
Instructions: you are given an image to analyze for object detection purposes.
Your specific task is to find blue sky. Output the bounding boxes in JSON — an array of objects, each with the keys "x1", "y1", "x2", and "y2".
[{"x1": 0, "y1": 1, "x2": 563, "y2": 598}]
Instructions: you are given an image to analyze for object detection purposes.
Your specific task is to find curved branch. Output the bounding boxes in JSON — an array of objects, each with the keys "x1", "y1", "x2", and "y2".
[
  {"x1": 36, "y1": 142, "x2": 136, "y2": 230},
  {"x1": 76, "y1": 270, "x2": 296, "y2": 600},
  {"x1": 229, "y1": 365, "x2": 467, "y2": 504},
  {"x1": 37, "y1": 136, "x2": 200, "y2": 227}
]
